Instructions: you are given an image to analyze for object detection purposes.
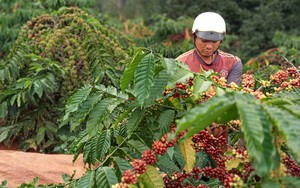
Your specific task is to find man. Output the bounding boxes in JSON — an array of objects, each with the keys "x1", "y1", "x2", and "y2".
[{"x1": 176, "y1": 12, "x2": 242, "y2": 85}]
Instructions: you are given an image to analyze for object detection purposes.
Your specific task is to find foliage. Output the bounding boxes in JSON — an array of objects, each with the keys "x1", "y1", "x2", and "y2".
[
  {"x1": 1, "y1": 174, "x2": 78, "y2": 188},
  {"x1": 0, "y1": 0, "x2": 94, "y2": 58},
  {"x1": 0, "y1": 7, "x2": 132, "y2": 152},
  {"x1": 54, "y1": 49, "x2": 300, "y2": 187},
  {"x1": 95, "y1": 0, "x2": 300, "y2": 61},
  {"x1": 40, "y1": 0, "x2": 94, "y2": 11},
  {"x1": 244, "y1": 31, "x2": 300, "y2": 88},
  {"x1": 94, "y1": 0, "x2": 162, "y2": 19},
  {"x1": 272, "y1": 31, "x2": 300, "y2": 66},
  {"x1": 130, "y1": 14, "x2": 194, "y2": 58},
  {"x1": 238, "y1": 0, "x2": 300, "y2": 59},
  {"x1": 0, "y1": 0, "x2": 44, "y2": 58}
]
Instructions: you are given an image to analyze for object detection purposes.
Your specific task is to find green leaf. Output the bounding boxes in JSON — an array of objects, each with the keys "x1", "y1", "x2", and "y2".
[
  {"x1": 257, "y1": 107, "x2": 276, "y2": 176},
  {"x1": 77, "y1": 170, "x2": 94, "y2": 188},
  {"x1": 95, "y1": 167, "x2": 118, "y2": 188},
  {"x1": 192, "y1": 75, "x2": 212, "y2": 96},
  {"x1": 121, "y1": 48, "x2": 147, "y2": 91},
  {"x1": 282, "y1": 176, "x2": 300, "y2": 188},
  {"x1": 44, "y1": 120, "x2": 58, "y2": 133},
  {"x1": 164, "y1": 58, "x2": 192, "y2": 82},
  {"x1": 97, "y1": 130, "x2": 111, "y2": 162},
  {"x1": 179, "y1": 137, "x2": 195, "y2": 173},
  {"x1": 260, "y1": 178, "x2": 282, "y2": 188},
  {"x1": 61, "y1": 86, "x2": 92, "y2": 126},
  {"x1": 138, "y1": 165, "x2": 164, "y2": 188},
  {"x1": 33, "y1": 80, "x2": 44, "y2": 98},
  {"x1": 0, "y1": 128, "x2": 9, "y2": 142},
  {"x1": 113, "y1": 157, "x2": 133, "y2": 178},
  {"x1": 83, "y1": 134, "x2": 98, "y2": 165},
  {"x1": 263, "y1": 98, "x2": 293, "y2": 106},
  {"x1": 157, "y1": 155, "x2": 181, "y2": 176},
  {"x1": 127, "y1": 139, "x2": 150, "y2": 155},
  {"x1": 83, "y1": 131, "x2": 111, "y2": 166},
  {"x1": 71, "y1": 130, "x2": 89, "y2": 163},
  {"x1": 0, "y1": 102, "x2": 7, "y2": 119},
  {"x1": 158, "y1": 110, "x2": 175, "y2": 137},
  {"x1": 272, "y1": 89, "x2": 300, "y2": 101},
  {"x1": 85, "y1": 100, "x2": 108, "y2": 135},
  {"x1": 0, "y1": 69, "x2": 7, "y2": 82},
  {"x1": 95, "y1": 85, "x2": 128, "y2": 100},
  {"x1": 22, "y1": 119, "x2": 35, "y2": 138},
  {"x1": 282, "y1": 105, "x2": 300, "y2": 118},
  {"x1": 1, "y1": 179, "x2": 7, "y2": 186},
  {"x1": 86, "y1": 98, "x2": 121, "y2": 136},
  {"x1": 133, "y1": 53, "x2": 156, "y2": 105},
  {"x1": 71, "y1": 94, "x2": 103, "y2": 131},
  {"x1": 205, "y1": 179, "x2": 222, "y2": 188},
  {"x1": 235, "y1": 93, "x2": 264, "y2": 169},
  {"x1": 173, "y1": 145, "x2": 186, "y2": 169},
  {"x1": 36, "y1": 127, "x2": 46, "y2": 145},
  {"x1": 264, "y1": 105, "x2": 300, "y2": 162},
  {"x1": 83, "y1": 135, "x2": 98, "y2": 164},
  {"x1": 176, "y1": 92, "x2": 236, "y2": 140},
  {"x1": 215, "y1": 87, "x2": 226, "y2": 96},
  {"x1": 9, "y1": 93, "x2": 18, "y2": 106},
  {"x1": 167, "y1": 67, "x2": 193, "y2": 85},
  {"x1": 216, "y1": 103, "x2": 239, "y2": 124},
  {"x1": 126, "y1": 108, "x2": 145, "y2": 136},
  {"x1": 163, "y1": 58, "x2": 178, "y2": 75},
  {"x1": 144, "y1": 69, "x2": 169, "y2": 105}
]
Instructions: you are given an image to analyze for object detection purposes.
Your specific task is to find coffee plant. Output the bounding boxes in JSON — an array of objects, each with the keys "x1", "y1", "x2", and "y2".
[
  {"x1": 55, "y1": 48, "x2": 300, "y2": 187},
  {"x1": 0, "y1": 7, "x2": 132, "y2": 152},
  {"x1": 0, "y1": 0, "x2": 94, "y2": 58}
]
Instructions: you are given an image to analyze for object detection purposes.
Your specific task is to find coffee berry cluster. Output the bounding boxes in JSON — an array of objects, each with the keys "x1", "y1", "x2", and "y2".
[
  {"x1": 113, "y1": 123, "x2": 182, "y2": 188},
  {"x1": 282, "y1": 154, "x2": 300, "y2": 177},
  {"x1": 163, "y1": 78, "x2": 194, "y2": 98},
  {"x1": 162, "y1": 129, "x2": 253, "y2": 188}
]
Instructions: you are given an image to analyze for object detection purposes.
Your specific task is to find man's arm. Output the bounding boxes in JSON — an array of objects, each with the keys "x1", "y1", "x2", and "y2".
[{"x1": 227, "y1": 61, "x2": 243, "y2": 86}]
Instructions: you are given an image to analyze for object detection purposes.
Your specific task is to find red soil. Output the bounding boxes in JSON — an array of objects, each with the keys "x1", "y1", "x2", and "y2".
[{"x1": 0, "y1": 143, "x2": 86, "y2": 187}]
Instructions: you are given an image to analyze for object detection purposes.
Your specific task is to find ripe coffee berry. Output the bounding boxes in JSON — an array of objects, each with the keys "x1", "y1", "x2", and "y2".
[
  {"x1": 130, "y1": 159, "x2": 147, "y2": 174},
  {"x1": 142, "y1": 150, "x2": 157, "y2": 165},
  {"x1": 112, "y1": 182, "x2": 128, "y2": 188},
  {"x1": 121, "y1": 170, "x2": 137, "y2": 184},
  {"x1": 152, "y1": 141, "x2": 167, "y2": 155},
  {"x1": 161, "y1": 133, "x2": 177, "y2": 147}
]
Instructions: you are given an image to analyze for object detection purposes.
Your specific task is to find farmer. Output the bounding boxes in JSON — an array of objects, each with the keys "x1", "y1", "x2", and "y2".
[{"x1": 176, "y1": 12, "x2": 243, "y2": 86}]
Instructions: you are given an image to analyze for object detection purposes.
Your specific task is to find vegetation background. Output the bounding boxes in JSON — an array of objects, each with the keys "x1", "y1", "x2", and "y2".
[
  {"x1": 1, "y1": 0, "x2": 300, "y2": 61},
  {"x1": 0, "y1": 0, "x2": 300, "y2": 187},
  {"x1": 95, "y1": 0, "x2": 300, "y2": 61}
]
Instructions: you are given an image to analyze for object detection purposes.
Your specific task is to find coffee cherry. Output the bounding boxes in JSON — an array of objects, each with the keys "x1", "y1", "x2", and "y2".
[
  {"x1": 152, "y1": 141, "x2": 167, "y2": 155},
  {"x1": 121, "y1": 170, "x2": 137, "y2": 184},
  {"x1": 142, "y1": 150, "x2": 156, "y2": 165},
  {"x1": 130, "y1": 159, "x2": 147, "y2": 175}
]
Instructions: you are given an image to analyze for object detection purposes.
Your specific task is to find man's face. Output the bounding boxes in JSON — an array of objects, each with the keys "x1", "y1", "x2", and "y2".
[{"x1": 195, "y1": 38, "x2": 221, "y2": 57}]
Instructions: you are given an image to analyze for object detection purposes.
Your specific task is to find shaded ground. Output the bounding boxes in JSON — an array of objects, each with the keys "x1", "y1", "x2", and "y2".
[{"x1": 0, "y1": 144, "x2": 86, "y2": 187}]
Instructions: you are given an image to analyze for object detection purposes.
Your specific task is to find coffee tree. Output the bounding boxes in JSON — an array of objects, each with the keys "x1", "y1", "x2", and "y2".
[
  {"x1": 0, "y1": 0, "x2": 94, "y2": 58},
  {"x1": 59, "y1": 48, "x2": 300, "y2": 187},
  {"x1": 0, "y1": 7, "x2": 132, "y2": 152}
]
